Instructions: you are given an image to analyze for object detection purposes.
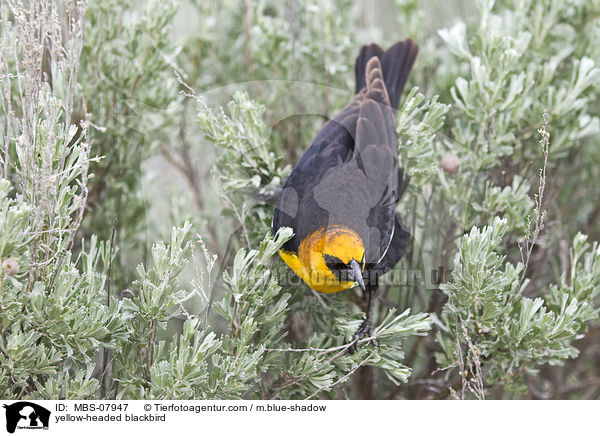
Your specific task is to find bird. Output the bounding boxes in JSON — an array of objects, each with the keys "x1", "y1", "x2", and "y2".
[{"x1": 271, "y1": 39, "x2": 418, "y2": 343}]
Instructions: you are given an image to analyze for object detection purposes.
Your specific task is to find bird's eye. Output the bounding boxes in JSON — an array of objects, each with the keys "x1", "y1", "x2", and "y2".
[
  {"x1": 323, "y1": 254, "x2": 346, "y2": 271},
  {"x1": 323, "y1": 254, "x2": 353, "y2": 281}
]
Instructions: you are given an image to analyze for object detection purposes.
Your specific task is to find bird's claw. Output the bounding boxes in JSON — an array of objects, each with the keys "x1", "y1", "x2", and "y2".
[{"x1": 351, "y1": 319, "x2": 378, "y2": 352}]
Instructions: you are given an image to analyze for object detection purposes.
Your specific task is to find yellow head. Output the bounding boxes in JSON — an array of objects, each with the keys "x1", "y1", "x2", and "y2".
[{"x1": 279, "y1": 226, "x2": 365, "y2": 294}]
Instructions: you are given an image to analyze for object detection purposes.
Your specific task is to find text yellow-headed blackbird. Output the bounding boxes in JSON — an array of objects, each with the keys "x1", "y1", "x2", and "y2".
[{"x1": 272, "y1": 39, "x2": 418, "y2": 341}]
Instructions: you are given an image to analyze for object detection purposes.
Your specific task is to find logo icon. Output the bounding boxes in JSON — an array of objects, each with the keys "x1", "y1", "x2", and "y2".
[{"x1": 3, "y1": 402, "x2": 50, "y2": 433}]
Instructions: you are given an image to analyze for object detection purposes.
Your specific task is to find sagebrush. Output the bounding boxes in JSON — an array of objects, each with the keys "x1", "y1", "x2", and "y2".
[{"x1": 1, "y1": 0, "x2": 599, "y2": 399}]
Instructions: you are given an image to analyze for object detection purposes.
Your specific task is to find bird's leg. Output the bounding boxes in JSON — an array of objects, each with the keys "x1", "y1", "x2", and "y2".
[{"x1": 353, "y1": 284, "x2": 379, "y2": 349}]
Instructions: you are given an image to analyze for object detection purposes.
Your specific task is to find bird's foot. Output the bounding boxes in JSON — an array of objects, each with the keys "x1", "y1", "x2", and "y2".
[{"x1": 351, "y1": 319, "x2": 378, "y2": 352}]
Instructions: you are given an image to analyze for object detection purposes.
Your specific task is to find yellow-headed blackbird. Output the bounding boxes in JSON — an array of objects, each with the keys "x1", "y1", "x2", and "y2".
[{"x1": 272, "y1": 39, "x2": 418, "y2": 340}]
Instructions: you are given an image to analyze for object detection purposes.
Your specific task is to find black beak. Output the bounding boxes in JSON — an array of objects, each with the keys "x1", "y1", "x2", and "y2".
[{"x1": 350, "y1": 259, "x2": 366, "y2": 293}]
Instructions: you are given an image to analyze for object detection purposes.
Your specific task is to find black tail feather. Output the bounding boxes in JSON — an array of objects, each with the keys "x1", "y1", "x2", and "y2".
[{"x1": 354, "y1": 39, "x2": 419, "y2": 110}]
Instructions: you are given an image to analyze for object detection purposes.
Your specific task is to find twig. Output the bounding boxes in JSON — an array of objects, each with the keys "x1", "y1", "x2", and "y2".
[
  {"x1": 304, "y1": 349, "x2": 377, "y2": 400},
  {"x1": 519, "y1": 109, "x2": 550, "y2": 283},
  {"x1": 220, "y1": 191, "x2": 252, "y2": 249},
  {"x1": 268, "y1": 313, "x2": 408, "y2": 398}
]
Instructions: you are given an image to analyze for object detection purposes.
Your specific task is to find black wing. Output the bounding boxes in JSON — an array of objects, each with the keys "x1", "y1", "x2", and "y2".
[
  {"x1": 272, "y1": 102, "x2": 360, "y2": 253},
  {"x1": 354, "y1": 57, "x2": 399, "y2": 265},
  {"x1": 374, "y1": 214, "x2": 411, "y2": 276}
]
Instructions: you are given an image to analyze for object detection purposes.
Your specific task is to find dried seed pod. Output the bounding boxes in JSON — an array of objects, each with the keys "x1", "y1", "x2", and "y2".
[
  {"x1": 2, "y1": 258, "x2": 19, "y2": 276},
  {"x1": 441, "y1": 153, "x2": 460, "y2": 174}
]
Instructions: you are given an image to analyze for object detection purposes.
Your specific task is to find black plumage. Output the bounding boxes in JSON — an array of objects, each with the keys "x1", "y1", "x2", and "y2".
[{"x1": 272, "y1": 39, "x2": 418, "y2": 281}]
